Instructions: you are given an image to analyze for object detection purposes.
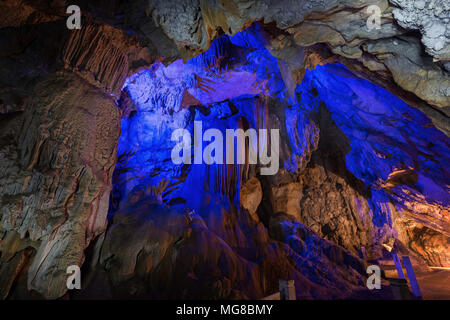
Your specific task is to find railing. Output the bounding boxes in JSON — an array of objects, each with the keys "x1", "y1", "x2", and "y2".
[
  {"x1": 388, "y1": 252, "x2": 422, "y2": 300},
  {"x1": 261, "y1": 250, "x2": 425, "y2": 300}
]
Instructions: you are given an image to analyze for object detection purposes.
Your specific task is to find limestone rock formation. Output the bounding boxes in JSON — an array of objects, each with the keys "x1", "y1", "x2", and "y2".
[
  {"x1": 0, "y1": 0, "x2": 448, "y2": 300},
  {"x1": 0, "y1": 71, "x2": 121, "y2": 298},
  {"x1": 390, "y1": 0, "x2": 450, "y2": 60},
  {"x1": 240, "y1": 177, "x2": 263, "y2": 221},
  {"x1": 149, "y1": 0, "x2": 450, "y2": 134}
]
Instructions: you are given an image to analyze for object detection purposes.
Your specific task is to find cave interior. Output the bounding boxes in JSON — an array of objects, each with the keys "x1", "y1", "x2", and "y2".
[{"x1": 0, "y1": 0, "x2": 449, "y2": 300}]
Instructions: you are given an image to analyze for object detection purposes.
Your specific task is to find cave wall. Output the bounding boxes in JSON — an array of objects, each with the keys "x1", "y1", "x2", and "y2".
[
  {"x1": 0, "y1": 0, "x2": 448, "y2": 299},
  {"x1": 0, "y1": 1, "x2": 139, "y2": 298},
  {"x1": 148, "y1": 0, "x2": 450, "y2": 134}
]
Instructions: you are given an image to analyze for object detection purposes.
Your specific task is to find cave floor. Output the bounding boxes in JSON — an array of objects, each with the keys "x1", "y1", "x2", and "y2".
[{"x1": 414, "y1": 269, "x2": 450, "y2": 300}]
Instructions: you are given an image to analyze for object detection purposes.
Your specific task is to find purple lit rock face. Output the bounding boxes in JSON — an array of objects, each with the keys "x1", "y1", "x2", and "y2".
[{"x1": 0, "y1": 1, "x2": 449, "y2": 300}]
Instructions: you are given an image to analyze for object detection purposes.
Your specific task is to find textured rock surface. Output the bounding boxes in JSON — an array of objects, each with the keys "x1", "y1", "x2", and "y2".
[
  {"x1": 390, "y1": 0, "x2": 450, "y2": 60},
  {"x1": 0, "y1": 0, "x2": 449, "y2": 300},
  {"x1": 393, "y1": 209, "x2": 450, "y2": 267},
  {"x1": 240, "y1": 177, "x2": 263, "y2": 220},
  {"x1": 148, "y1": 0, "x2": 450, "y2": 134},
  {"x1": 0, "y1": 1, "x2": 135, "y2": 298},
  {"x1": 295, "y1": 111, "x2": 381, "y2": 256},
  {"x1": 75, "y1": 199, "x2": 376, "y2": 299},
  {"x1": 0, "y1": 72, "x2": 120, "y2": 298},
  {"x1": 294, "y1": 63, "x2": 449, "y2": 265},
  {"x1": 62, "y1": 24, "x2": 130, "y2": 95}
]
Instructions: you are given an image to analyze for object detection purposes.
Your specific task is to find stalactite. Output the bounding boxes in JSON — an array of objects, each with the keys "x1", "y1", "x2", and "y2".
[{"x1": 62, "y1": 23, "x2": 129, "y2": 95}]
